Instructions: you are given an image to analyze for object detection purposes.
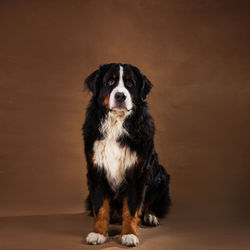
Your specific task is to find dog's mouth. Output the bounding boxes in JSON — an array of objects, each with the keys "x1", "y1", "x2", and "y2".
[
  {"x1": 109, "y1": 105, "x2": 132, "y2": 117},
  {"x1": 110, "y1": 102, "x2": 129, "y2": 111}
]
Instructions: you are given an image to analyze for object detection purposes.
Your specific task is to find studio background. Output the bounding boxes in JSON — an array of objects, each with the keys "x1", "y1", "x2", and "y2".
[{"x1": 0, "y1": 1, "x2": 249, "y2": 249}]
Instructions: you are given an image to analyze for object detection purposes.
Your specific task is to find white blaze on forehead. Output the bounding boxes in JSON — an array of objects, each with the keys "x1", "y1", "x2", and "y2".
[
  {"x1": 118, "y1": 65, "x2": 124, "y2": 88},
  {"x1": 109, "y1": 65, "x2": 133, "y2": 110}
]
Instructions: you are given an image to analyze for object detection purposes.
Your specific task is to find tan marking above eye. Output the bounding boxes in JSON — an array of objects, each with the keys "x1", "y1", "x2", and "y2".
[
  {"x1": 112, "y1": 73, "x2": 117, "y2": 79},
  {"x1": 125, "y1": 75, "x2": 131, "y2": 80}
]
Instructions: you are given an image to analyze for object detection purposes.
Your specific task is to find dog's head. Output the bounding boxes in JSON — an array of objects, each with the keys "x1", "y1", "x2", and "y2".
[{"x1": 85, "y1": 63, "x2": 152, "y2": 111}]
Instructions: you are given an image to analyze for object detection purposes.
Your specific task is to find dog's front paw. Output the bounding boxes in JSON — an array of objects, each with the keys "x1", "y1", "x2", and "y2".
[
  {"x1": 121, "y1": 234, "x2": 139, "y2": 247},
  {"x1": 143, "y1": 214, "x2": 159, "y2": 226},
  {"x1": 86, "y1": 232, "x2": 107, "y2": 245}
]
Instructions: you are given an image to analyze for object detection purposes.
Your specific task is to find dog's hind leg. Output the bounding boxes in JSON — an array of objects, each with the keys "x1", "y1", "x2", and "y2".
[{"x1": 142, "y1": 164, "x2": 171, "y2": 226}]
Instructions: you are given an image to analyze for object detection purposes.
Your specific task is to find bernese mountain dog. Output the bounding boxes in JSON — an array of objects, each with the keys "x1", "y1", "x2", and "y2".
[{"x1": 82, "y1": 63, "x2": 170, "y2": 247}]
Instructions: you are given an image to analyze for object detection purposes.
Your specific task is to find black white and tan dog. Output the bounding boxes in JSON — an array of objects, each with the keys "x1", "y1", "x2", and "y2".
[{"x1": 82, "y1": 63, "x2": 170, "y2": 247}]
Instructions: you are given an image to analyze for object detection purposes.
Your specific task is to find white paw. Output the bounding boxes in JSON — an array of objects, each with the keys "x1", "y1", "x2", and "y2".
[
  {"x1": 86, "y1": 232, "x2": 107, "y2": 245},
  {"x1": 121, "y1": 234, "x2": 139, "y2": 247},
  {"x1": 144, "y1": 214, "x2": 159, "y2": 226}
]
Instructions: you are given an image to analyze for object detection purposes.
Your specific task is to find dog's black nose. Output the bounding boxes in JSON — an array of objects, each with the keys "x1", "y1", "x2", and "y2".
[{"x1": 115, "y1": 92, "x2": 126, "y2": 103}]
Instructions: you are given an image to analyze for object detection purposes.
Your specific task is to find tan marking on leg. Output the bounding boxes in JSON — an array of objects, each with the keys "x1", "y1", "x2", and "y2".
[
  {"x1": 143, "y1": 201, "x2": 155, "y2": 215},
  {"x1": 142, "y1": 194, "x2": 157, "y2": 214},
  {"x1": 143, "y1": 206, "x2": 155, "y2": 216},
  {"x1": 93, "y1": 199, "x2": 110, "y2": 236},
  {"x1": 121, "y1": 198, "x2": 139, "y2": 236}
]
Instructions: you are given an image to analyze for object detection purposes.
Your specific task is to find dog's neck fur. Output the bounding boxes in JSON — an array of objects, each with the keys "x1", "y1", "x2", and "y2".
[{"x1": 100, "y1": 110, "x2": 130, "y2": 137}]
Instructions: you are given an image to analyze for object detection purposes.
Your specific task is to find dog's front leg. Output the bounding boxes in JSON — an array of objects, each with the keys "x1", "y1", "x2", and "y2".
[
  {"x1": 121, "y1": 197, "x2": 140, "y2": 247},
  {"x1": 86, "y1": 185, "x2": 110, "y2": 245},
  {"x1": 121, "y1": 170, "x2": 146, "y2": 247}
]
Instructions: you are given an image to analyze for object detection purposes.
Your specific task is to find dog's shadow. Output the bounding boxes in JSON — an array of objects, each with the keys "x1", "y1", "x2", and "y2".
[{"x1": 108, "y1": 227, "x2": 121, "y2": 237}]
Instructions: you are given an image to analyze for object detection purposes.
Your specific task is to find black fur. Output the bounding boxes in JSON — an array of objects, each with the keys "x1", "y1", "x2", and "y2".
[{"x1": 82, "y1": 63, "x2": 170, "y2": 224}]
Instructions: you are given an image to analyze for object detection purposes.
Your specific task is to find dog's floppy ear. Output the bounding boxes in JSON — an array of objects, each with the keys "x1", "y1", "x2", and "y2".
[
  {"x1": 84, "y1": 69, "x2": 100, "y2": 95},
  {"x1": 85, "y1": 64, "x2": 108, "y2": 95},
  {"x1": 131, "y1": 65, "x2": 153, "y2": 102},
  {"x1": 140, "y1": 73, "x2": 153, "y2": 102}
]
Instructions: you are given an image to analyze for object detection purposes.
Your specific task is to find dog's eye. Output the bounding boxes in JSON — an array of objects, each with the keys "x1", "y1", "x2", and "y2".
[
  {"x1": 127, "y1": 81, "x2": 133, "y2": 87},
  {"x1": 107, "y1": 79, "x2": 115, "y2": 86}
]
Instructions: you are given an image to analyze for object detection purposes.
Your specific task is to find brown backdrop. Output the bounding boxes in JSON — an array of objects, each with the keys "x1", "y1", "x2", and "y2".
[{"x1": 0, "y1": 0, "x2": 250, "y2": 249}]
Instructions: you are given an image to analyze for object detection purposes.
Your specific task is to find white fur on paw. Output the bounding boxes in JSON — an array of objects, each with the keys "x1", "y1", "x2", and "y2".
[
  {"x1": 121, "y1": 234, "x2": 139, "y2": 247},
  {"x1": 86, "y1": 232, "x2": 107, "y2": 245},
  {"x1": 144, "y1": 214, "x2": 159, "y2": 226}
]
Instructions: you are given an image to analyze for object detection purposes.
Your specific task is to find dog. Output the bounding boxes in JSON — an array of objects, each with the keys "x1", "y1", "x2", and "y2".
[{"x1": 82, "y1": 63, "x2": 170, "y2": 247}]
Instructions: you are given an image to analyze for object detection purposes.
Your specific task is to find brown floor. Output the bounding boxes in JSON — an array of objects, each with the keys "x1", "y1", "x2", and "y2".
[{"x1": 0, "y1": 212, "x2": 249, "y2": 250}]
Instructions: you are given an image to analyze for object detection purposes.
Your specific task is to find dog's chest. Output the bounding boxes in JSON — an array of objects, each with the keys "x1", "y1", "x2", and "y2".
[{"x1": 93, "y1": 112, "x2": 137, "y2": 190}]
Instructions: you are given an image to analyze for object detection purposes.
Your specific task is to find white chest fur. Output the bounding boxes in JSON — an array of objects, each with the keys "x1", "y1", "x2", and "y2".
[{"x1": 93, "y1": 110, "x2": 137, "y2": 190}]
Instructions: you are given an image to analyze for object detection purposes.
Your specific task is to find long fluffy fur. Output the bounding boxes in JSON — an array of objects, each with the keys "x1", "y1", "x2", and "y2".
[{"x1": 82, "y1": 63, "x2": 171, "y2": 230}]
